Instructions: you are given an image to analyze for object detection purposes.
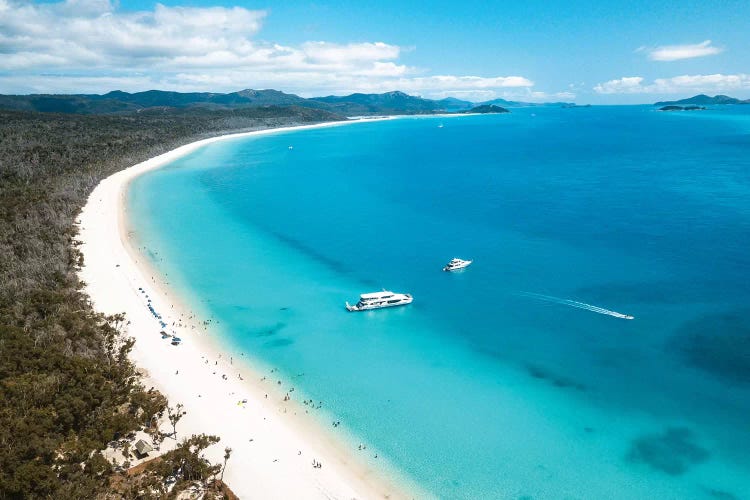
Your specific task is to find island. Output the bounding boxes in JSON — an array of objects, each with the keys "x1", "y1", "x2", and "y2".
[
  {"x1": 658, "y1": 105, "x2": 707, "y2": 111},
  {"x1": 655, "y1": 94, "x2": 750, "y2": 107},
  {"x1": 462, "y1": 104, "x2": 510, "y2": 114}
]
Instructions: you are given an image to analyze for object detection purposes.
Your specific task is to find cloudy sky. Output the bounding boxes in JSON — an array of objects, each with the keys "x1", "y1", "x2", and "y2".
[{"x1": 1, "y1": 0, "x2": 749, "y2": 103}]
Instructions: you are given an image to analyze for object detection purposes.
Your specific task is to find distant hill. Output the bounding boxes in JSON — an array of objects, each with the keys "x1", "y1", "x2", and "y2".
[
  {"x1": 0, "y1": 89, "x2": 577, "y2": 115},
  {"x1": 654, "y1": 94, "x2": 750, "y2": 106},
  {"x1": 312, "y1": 90, "x2": 466, "y2": 114},
  {"x1": 476, "y1": 98, "x2": 523, "y2": 107},
  {"x1": 477, "y1": 98, "x2": 574, "y2": 108},
  {"x1": 434, "y1": 97, "x2": 474, "y2": 112},
  {"x1": 462, "y1": 104, "x2": 510, "y2": 114},
  {"x1": 0, "y1": 89, "x2": 478, "y2": 116},
  {"x1": 0, "y1": 89, "x2": 313, "y2": 114},
  {"x1": 0, "y1": 94, "x2": 141, "y2": 114}
]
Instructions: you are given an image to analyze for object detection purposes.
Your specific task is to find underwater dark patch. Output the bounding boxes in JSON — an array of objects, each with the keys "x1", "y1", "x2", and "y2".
[
  {"x1": 626, "y1": 427, "x2": 709, "y2": 475},
  {"x1": 702, "y1": 486, "x2": 739, "y2": 500},
  {"x1": 264, "y1": 227, "x2": 349, "y2": 274},
  {"x1": 255, "y1": 322, "x2": 286, "y2": 337},
  {"x1": 524, "y1": 363, "x2": 587, "y2": 392},
  {"x1": 264, "y1": 337, "x2": 294, "y2": 348},
  {"x1": 361, "y1": 278, "x2": 379, "y2": 288},
  {"x1": 668, "y1": 310, "x2": 750, "y2": 384}
]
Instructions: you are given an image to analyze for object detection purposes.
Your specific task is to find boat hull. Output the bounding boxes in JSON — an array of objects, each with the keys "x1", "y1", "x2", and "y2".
[
  {"x1": 346, "y1": 295, "x2": 413, "y2": 312},
  {"x1": 443, "y1": 260, "x2": 472, "y2": 272}
]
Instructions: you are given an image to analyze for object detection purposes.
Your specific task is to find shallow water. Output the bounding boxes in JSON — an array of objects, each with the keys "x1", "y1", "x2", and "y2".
[{"x1": 129, "y1": 107, "x2": 750, "y2": 499}]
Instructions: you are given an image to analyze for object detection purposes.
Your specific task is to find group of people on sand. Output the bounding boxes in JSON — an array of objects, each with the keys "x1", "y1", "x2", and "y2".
[
  {"x1": 135, "y1": 264, "x2": 375, "y2": 476},
  {"x1": 141, "y1": 290, "x2": 376, "y2": 470}
]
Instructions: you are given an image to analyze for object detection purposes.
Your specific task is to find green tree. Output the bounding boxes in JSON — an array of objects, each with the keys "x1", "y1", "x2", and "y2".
[
  {"x1": 220, "y1": 447, "x2": 232, "y2": 482},
  {"x1": 167, "y1": 403, "x2": 185, "y2": 440}
]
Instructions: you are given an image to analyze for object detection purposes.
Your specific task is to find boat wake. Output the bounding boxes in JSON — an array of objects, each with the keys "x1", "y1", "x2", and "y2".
[{"x1": 520, "y1": 292, "x2": 634, "y2": 320}]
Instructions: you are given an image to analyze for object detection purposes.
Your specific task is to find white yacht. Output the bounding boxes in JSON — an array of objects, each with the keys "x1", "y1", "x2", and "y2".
[
  {"x1": 346, "y1": 290, "x2": 413, "y2": 311},
  {"x1": 443, "y1": 258, "x2": 472, "y2": 272}
]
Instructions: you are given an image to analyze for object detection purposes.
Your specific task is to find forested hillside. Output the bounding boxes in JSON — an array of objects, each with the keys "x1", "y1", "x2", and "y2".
[
  {"x1": 0, "y1": 106, "x2": 341, "y2": 498},
  {"x1": 0, "y1": 89, "x2": 475, "y2": 115}
]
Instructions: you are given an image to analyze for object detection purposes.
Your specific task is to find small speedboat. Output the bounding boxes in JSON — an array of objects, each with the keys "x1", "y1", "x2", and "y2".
[{"x1": 443, "y1": 258, "x2": 472, "y2": 272}]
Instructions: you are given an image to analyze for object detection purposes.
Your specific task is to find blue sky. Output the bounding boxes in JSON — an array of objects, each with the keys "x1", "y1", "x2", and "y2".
[{"x1": 2, "y1": 0, "x2": 749, "y2": 103}]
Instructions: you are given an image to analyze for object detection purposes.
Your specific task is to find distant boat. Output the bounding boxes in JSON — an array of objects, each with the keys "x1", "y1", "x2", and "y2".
[
  {"x1": 288, "y1": 145, "x2": 294, "y2": 150},
  {"x1": 346, "y1": 290, "x2": 413, "y2": 311},
  {"x1": 443, "y1": 258, "x2": 472, "y2": 272},
  {"x1": 438, "y1": 124, "x2": 444, "y2": 128}
]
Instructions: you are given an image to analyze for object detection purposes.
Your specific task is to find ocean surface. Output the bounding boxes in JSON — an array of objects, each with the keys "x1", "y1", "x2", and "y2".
[{"x1": 128, "y1": 106, "x2": 750, "y2": 499}]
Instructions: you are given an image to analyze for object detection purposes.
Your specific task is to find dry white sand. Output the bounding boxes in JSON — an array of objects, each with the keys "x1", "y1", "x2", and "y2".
[{"x1": 77, "y1": 119, "x2": 424, "y2": 499}]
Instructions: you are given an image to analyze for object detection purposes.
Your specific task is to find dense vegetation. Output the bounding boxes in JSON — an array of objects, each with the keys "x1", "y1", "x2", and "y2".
[
  {"x1": 0, "y1": 105, "x2": 341, "y2": 498},
  {"x1": 462, "y1": 104, "x2": 510, "y2": 114},
  {"x1": 658, "y1": 105, "x2": 707, "y2": 111}
]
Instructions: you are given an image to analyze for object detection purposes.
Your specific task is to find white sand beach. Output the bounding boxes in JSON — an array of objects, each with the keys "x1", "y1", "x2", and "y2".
[{"x1": 77, "y1": 119, "x2": 421, "y2": 499}]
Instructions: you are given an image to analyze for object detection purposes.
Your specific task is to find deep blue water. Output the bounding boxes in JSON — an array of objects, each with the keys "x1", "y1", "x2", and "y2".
[{"x1": 129, "y1": 106, "x2": 750, "y2": 499}]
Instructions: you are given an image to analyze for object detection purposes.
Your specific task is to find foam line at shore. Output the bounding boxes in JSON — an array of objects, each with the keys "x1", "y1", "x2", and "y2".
[
  {"x1": 520, "y1": 292, "x2": 635, "y2": 320},
  {"x1": 77, "y1": 117, "x2": 426, "y2": 499}
]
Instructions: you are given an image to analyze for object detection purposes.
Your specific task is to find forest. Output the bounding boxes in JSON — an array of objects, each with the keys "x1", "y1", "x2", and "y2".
[{"x1": 0, "y1": 105, "x2": 341, "y2": 498}]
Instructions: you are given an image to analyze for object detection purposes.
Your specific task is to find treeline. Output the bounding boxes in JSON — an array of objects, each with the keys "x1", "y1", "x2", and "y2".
[{"x1": 0, "y1": 105, "x2": 341, "y2": 498}]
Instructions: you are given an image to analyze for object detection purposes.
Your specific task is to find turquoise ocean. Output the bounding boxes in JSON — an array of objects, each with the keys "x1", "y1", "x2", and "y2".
[{"x1": 128, "y1": 106, "x2": 750, "y2": 499}]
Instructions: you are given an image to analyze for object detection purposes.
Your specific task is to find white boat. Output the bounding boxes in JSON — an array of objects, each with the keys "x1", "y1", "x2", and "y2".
[
  {"x1": 443, "y1": 258, "x2": 472, "y2": 272},
  {"x1": 346, "y1": 290, "x2": 413, "y2": 311}
]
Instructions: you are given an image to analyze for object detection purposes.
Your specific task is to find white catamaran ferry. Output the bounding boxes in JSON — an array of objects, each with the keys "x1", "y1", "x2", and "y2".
[
  {"x1": 443, "y1": 258, "x2": 472, "y2": 272},
  {"x1": 346, "y1": 290, "x2": 413, "y2": 311}
]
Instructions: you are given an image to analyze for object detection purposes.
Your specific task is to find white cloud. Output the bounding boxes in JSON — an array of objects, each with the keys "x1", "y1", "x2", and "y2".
[
  {"x1": 387, "y1": 75, "x2": 533, "y2": 93},
  {"x1": 0, "y1": 0, "x2": 536, "y2": 99},
  {"x1": 594, "y1": 74, "x2": 750, "y2": 94},
  {"x1": 593, "y1": 76, "x2": 645, "y2": 94},
  {"x1": 301, "y1": 41, "x2": 401, "y2": 64},
  {"x1": 645, "y1": 40, "x2": 723, "y2": 61},
  {"x1": 430, "y1": 90, "x2": 498, "y2": 101},
  {"x1": 528, "y1": 90, "x2": 576, "y2": 100}
]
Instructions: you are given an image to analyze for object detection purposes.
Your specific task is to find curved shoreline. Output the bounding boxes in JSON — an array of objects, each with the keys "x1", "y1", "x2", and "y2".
[{"x1": 77, "y1": 118, "x2": 427, "y2": 499}]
